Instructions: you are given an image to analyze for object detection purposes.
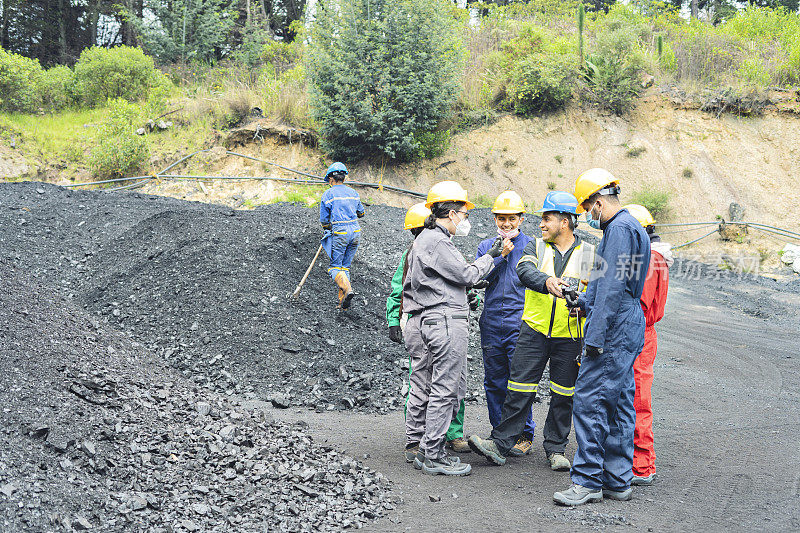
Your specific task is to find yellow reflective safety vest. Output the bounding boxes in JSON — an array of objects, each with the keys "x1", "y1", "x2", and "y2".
[{"x1": 521, "y1": 238, "x2": 595, "y2": 338}]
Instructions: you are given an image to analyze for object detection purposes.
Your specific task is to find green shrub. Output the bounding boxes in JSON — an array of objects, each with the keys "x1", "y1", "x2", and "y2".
[
  {"x1": 486, "y1": 24, "x2": 577, "y2": 115},
  {"x1": 74, "y1": 46, "x2": 169, "y2": 107},
  {"x1": 626, "y1": 145, "x2": 646, "y2": 157},
  {"x1": 0, "y1": 48, "x2": 44, "y2": 113},
  {"x1": 413, "y1": 129, "x2": 451, "y2": 159},
  {"x1": 630, "y1": 188, "x2": 670, "y2": 220},
  {"x1": 581, "y1": 7, "x2": 647, "y2": 115},
  {"x1": 659, "y1": 41, "x2": 677, "y2": 73},
  {"x1": 38, "y1": 65, "x2": 78, "y2": 112},
  {"x1": 89, "y1": 98, "x2": 149, "y2": 180},
  {"x1": 307, "y1": 0, "x2": 463, "y2": 161},
  {"x1": 473, "y1": 194, "x2": 494, "y2": 208},
  {"x1": 738, "y1": 56, "x2": 771, "y2": 87},
  {"x1": 583, "y1": 54, "x2": 641, "y2": 115},
  {"x1": 506, "y1": 54, "x2": 574, "y2": 115},
  {"x1": 261, "y1": 40, "x2": 302, "y2": 73}
]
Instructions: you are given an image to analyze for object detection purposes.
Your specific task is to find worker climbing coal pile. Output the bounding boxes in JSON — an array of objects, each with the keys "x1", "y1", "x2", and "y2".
[{"x1": 319, "y1": 162, "x2": 365, "y2": 309}]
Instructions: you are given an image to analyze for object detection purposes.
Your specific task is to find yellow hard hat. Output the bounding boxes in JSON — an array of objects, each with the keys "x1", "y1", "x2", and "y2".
[
  {"x1": 624, "y1": 204, "x2": 655, "y2": 228},
  {"x1": 404, "y1": 202, "x2": 432, "y2": 230},
  {"x1": 573, "y1": 168, "x2": 620, "y2": 213},
  {"x1": 492, "y1": 190, "x2": 525, "y2": 214},
  {"x1": 425, "y1": 180, "x2": 475, "y2": 210}
]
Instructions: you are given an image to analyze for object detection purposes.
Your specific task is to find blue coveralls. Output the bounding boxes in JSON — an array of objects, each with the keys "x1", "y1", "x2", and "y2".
[
  {"x1": 319, "y1": 184, "x2": 365, "y2": 281},
  {"x1": 476, "y1": 233, "x2": 536, "y2": 437},
  {"x1": 572, "y1": 208, "x2": 650, "y2": 491}
]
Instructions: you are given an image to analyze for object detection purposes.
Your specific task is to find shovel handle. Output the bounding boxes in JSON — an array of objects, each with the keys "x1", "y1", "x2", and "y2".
[{"x1": 291, "y1": 243, "x2": 324, "y2": 298}]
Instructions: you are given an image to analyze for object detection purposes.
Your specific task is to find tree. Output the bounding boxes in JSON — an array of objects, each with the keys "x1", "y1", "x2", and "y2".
[{"x1": 307, "y1": 0, "x2": 463, "y2": 161}]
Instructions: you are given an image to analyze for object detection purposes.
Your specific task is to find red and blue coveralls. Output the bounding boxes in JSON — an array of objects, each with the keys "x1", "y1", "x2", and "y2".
[
  {"x1": 476, "y1": 232, "x2": 536, "y2": 438},
  {"x1": 319, "y1": 183, "x2": 365, "y2": 281},
  {"x1": 572, "y1": 208, "x2": 650, "y2": 491},
  {"x1": 633, "y1": 238, "x2": 671, "y2": 478}
]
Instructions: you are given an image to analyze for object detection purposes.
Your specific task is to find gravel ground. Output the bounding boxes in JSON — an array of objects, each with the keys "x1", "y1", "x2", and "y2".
[
  {"x1": 0, "y1": 258, "x2": 392, "y2": 532},
  {"x1": 2, "y1": 181, "x2": 799, "y2": 531}
]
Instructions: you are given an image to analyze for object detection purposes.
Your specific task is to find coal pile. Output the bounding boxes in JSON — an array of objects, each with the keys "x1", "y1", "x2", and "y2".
[
  {"x1": 0, "y1": 258, "x2": 392, "y2": 532},
  {"x1": 0, "y1": 182, "x2": 556, "y2": 412}
]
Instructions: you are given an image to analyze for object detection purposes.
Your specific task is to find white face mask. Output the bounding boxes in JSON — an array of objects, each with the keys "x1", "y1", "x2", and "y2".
[
  {"x1": 454, "y1": 214, "x2": 471, "y2": 237},
  {"x1": 455, "y1": 218, "x2": 471, "y2": 237},
  {"x1": 497, "y1": 228, "x2": 520, "y2": 239}
]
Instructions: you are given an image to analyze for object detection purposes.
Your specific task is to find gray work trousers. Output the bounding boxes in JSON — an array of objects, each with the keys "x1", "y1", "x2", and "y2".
[{"x1": 404, "y1": 309, "x2": 469, "y2": 461}]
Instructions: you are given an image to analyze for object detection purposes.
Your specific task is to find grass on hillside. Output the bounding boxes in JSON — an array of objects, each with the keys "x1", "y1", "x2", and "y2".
[
  {"x1": 3, "y1": 3, "x2": 800, "y2": 183},
  {"x1": 0, "y1": 109, "x2": 106, "y2": 169}
]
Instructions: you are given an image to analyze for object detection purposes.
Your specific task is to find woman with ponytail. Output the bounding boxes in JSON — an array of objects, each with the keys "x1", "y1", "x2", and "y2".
[{"x1": 402, "y1": 181, "x2": 503, "y2": 476}]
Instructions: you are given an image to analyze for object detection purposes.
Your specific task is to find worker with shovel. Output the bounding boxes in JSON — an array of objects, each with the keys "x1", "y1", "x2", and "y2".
[
  {"x1": 552, "y1": 168, "x2": 650, "y2": 506},
  {"x1": 386, "y1": 202, "x2": 472, "y2": 459},
  {"x1": 468, "y1": 191, "x2": 595, "y2": 472},
  {"x1": 320, "y1": 162, "x2": 365, "y2": 309},
  {"x1": 625, "y1": 204, "x2": 673, "y2": 487},
  {"x1": 403, "y1": 181, "x2": 503, "y2": 476},
  {"x1": 473, "y1": 191, "x2": 538, "y2": 457}
]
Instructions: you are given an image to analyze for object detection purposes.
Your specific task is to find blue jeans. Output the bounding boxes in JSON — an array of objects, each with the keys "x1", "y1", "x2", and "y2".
[{"x1": 325, "y1": 227, "x2": 360, "y2": 280}]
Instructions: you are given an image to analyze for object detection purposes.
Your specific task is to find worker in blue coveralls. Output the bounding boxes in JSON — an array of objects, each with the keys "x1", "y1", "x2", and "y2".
[
  {"x1": 553, "y1": 168, "x2": 650, "y2": 506},
  {"x1": 474, "y1": 191, "x2": 536, "y2": 456},
  {"x1": 319, "y1": 162, "x2": 365, "y2": 309}
]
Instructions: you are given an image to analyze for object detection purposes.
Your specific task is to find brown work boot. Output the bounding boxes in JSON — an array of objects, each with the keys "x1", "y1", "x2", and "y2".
[
  {"x1": 507, "y1": 435, "x2": 533, "y2": 457},
  {"x1": 334, "y1": 272, "x2": 353, "y2": 309},
  {"x1": 446, "y1": 437, "x2": 471, "y2": 454}
]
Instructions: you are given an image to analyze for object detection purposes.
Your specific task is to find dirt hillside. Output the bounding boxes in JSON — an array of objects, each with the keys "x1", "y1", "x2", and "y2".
[
  {"x1": 106, "y1": 93, "x2": 800, "y2": 229},
  {"x1": 60, "y1": 92, "x2": 797, "y2": 277}
]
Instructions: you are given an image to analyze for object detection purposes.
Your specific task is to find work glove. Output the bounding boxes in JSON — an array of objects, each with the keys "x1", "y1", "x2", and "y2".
[
  {"x1": 467, "y1": 289, "x2": 481, "y2": 311},
  {"x1": 470, "y1": 279, "x2": 490, "y2": 290},
  {"x1": 486, "y1": 237, "x2": 503, "y2": 258},
  {"x1": 321, "y1": 222, "x2": 332, "y2": 231},
  {"x1": 388, "y1": 325, "x2": 403, "y2": 344}
]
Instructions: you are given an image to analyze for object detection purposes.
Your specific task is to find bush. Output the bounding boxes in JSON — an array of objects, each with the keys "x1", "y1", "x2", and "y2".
[
  {"x1": 308, "y1": 0, "x2": 463, "y2": 161},
  {"x1": 39, "y1": 65, "x2": 78, "y2": 112},
  {"x1": 483, "y1": 24, "x2": 577, "y2": 115},
  {"x1": 413, "y1": 129, "x2": 451, "y2": 159},
  {"x1": 581, "y1": 7, "x2": 647, "y2": 115},
  {"x1": 506, "y1": 54, "x2": 574, "y2": 115},
  {"x1": 89, "y1": 98, "x2": 150, "y2": 180},
  {"x1": 259, "y1": 64, "x2": 310, "y2": 128},
  {"x1": 582, "y1": 54, "x2": 641, "y2": 115},
  {"x1": 0, "y1": 48, "x2": 44, "y2": 113},
  {"x1": 74, "y1": 46, "x2": 169, "y2": 107},
  {"x1": 630, "y1": 188, "x2": 670, "y2": 221}
]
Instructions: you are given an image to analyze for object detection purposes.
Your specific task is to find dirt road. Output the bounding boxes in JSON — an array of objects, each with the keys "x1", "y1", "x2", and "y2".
[{"x1": 280, "y1": 283, "x2": 800, "y2": 531}]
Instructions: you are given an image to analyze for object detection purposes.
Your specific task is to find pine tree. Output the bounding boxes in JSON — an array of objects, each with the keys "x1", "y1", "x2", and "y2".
[{"x1": 307, "y1": 0, "x2": 463, "y2": 161}]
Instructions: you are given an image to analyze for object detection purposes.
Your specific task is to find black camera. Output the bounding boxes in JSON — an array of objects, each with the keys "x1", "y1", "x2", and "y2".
[{"x1": 562, "y1": 277, "x2": 581, "y2": 309}]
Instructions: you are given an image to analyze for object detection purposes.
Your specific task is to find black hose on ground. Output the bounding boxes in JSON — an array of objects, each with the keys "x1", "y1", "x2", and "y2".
[
  {"x1": 672, "y1": 228, "x2": 719, "y2": 250},
  {"x1": 64, "y1": 149, "x2": 426, "y2": 199}
]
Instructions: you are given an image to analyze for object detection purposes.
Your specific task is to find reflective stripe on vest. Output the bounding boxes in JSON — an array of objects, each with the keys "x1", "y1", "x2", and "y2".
[{"x1": 521, "y1": 238, "x2": 595, "y2": 338}]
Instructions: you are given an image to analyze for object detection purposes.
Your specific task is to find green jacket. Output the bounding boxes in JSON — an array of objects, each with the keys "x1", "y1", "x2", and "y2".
[{"x1": 386, "y1": 249, "x2": 407, "y2": 327}]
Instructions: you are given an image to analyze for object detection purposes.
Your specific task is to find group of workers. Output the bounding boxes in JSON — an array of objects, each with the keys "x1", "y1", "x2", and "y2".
[{"x1": 317, "y1": 162, "x2": 671, "y2": 505}]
